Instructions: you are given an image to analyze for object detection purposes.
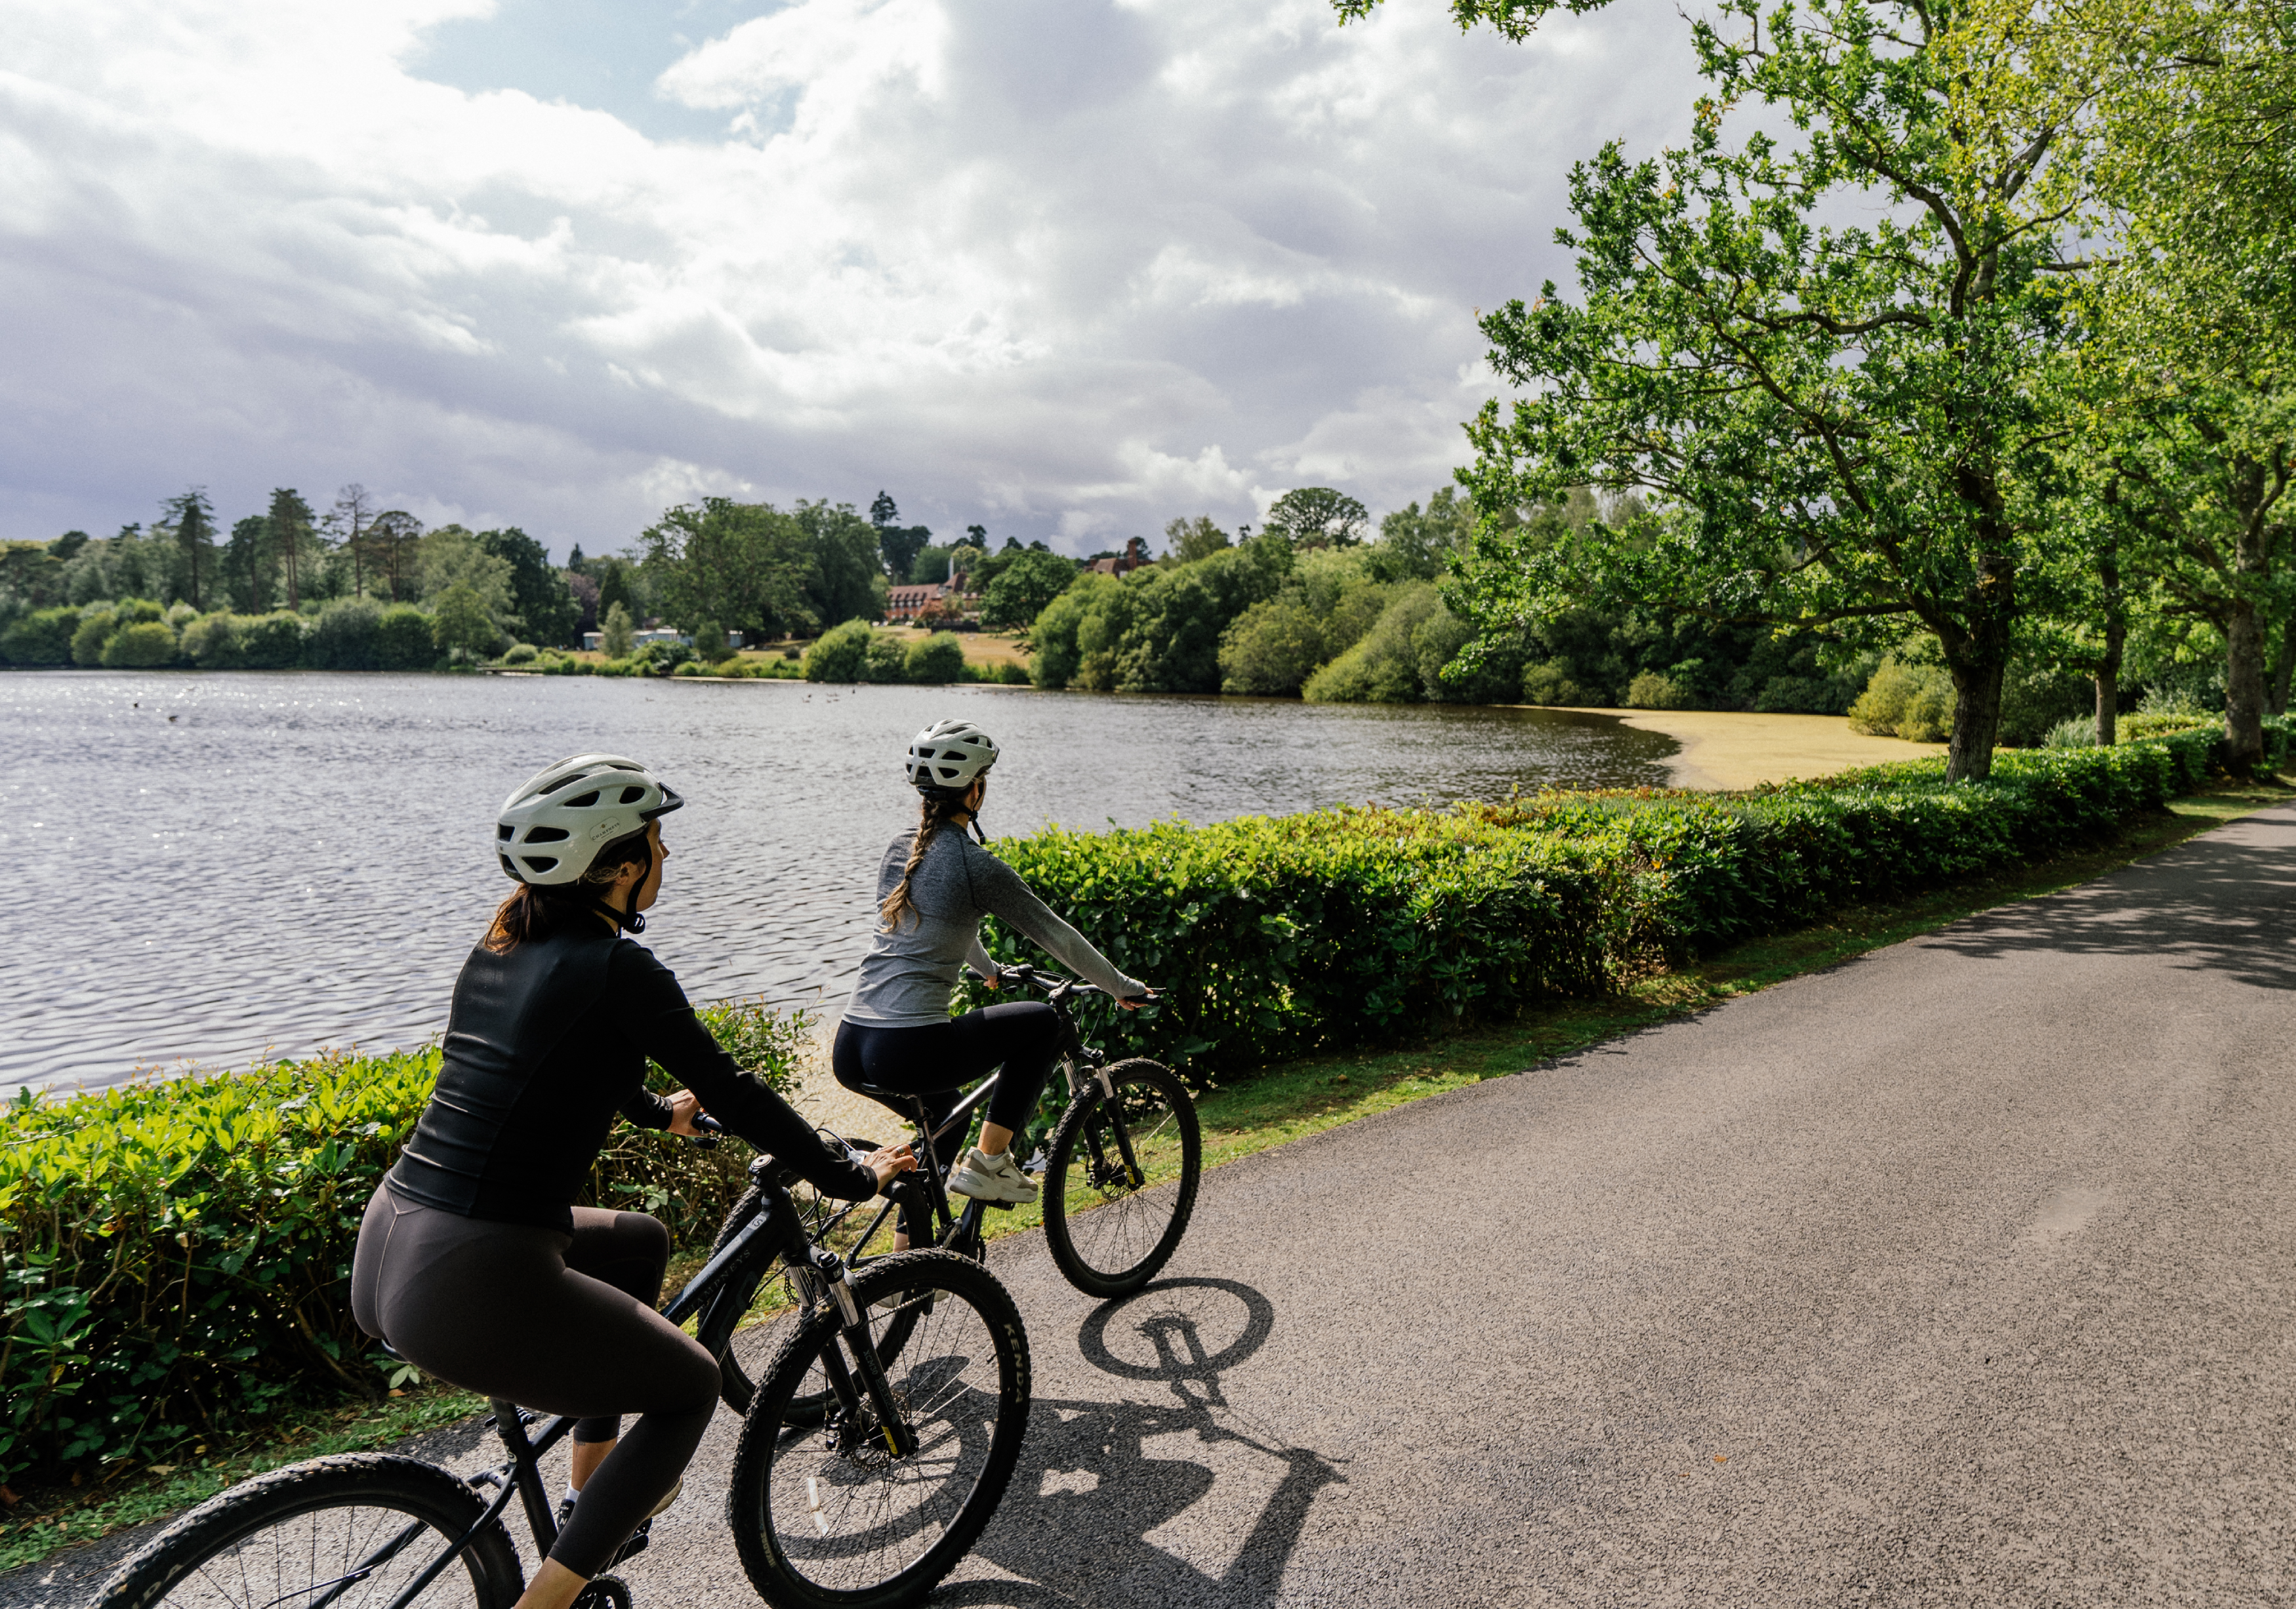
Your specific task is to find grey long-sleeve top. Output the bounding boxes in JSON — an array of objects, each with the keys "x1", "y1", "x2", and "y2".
[{"x1": 845, "y1": 827, "x2": 1146, "y2": 1027}]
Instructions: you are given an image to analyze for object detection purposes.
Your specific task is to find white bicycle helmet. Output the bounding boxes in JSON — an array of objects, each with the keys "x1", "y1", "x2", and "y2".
[
  {"x1": 905, "y1": 720, "x2": 998, "y2": 794},
  {"x1": 495, "y1": 753, "x2": 684, "y2": 886}
]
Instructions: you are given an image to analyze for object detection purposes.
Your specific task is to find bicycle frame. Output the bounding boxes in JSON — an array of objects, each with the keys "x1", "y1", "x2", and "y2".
[
  {"x1": 821, "y1": 964, "x2": 1148, "y2": 1269},
  {"x1": 366, "y1": 1175, "x2": 911, "y2": 1609}
]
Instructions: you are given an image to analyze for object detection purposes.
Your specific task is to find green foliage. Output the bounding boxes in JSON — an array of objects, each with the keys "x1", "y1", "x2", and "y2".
[
  {"x1": 1, "y1": 607, "x2": 79, "y2": 666},
  {"x1": 1400, "y1": 0, "x2": 2087, "y2": 777},
  {"x1": 600, "y1": 601, "x2": 636, "y2": 660},
  {"x1": 804, "y1": 619, "x2": 875, "y2": 682},
  {"x1": 306, "y1": 599, "x2": 384, "y2": 671},
  {"x1": 180, "y1": 612, "x2": 243, "y2": 669},
  {"x1": 1261, "y1": 487, "x2": 1369, "y2": 549},
  {"x1": 906, "y1": 630, "x2": 967, "y2": 684},
  {"x1": 100, "y1": 620, "x2": 180, "y2": 669},
  {"x1": 691, "y1": 621, "x2": 737, "y2": 665},
  {"x1": 979, "y1": 548, "x2": 1080, "y2": 630},
  {"x1": 1625, "y1": 670, "x2": 1689, "y2": 710},
  {"x1": 429, "y1": 582, "x2": 502, "y2": 659},
  {"x1": 473, "y1": 527, "x2": 579, "y2": 649},
  {"x1": 1849, "y1": 658, "x2": 1958, "y2": 741},
  {"x1": 238, "y1": 611, "x2": 308, "y2": 671},
  {"x1": 1165, "y1": 516, "x2": 1235, "y2": 565},
  {"x1": 0, "y1": 1000, "x2": 817, "y2": 1485},
  {"x1": 375, "y1": 605, "x2": 436, "y2": 671},
  {"x1": 1029, "y1": 540, "x2": 1292, "y2": 692},
  {"x1": 1219, "y1": 596, "x2": 1332, "y2": 695},
  {"x1": 962, "y1": 729, "x2": 2223, "y2": 1076},
  {"x1": 70, "y1": 609, "x2": 115, "y2": 667}
]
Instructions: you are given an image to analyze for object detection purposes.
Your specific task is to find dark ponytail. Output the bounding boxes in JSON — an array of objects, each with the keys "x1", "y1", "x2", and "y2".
[{"x1": 485, "y1": 832, "x2": 655, "y2": 953}]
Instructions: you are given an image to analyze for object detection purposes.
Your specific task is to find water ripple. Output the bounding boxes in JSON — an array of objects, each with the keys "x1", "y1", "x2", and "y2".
[{"x1": 2, "y1": 671, "x2": 1675, "y2": 1093}]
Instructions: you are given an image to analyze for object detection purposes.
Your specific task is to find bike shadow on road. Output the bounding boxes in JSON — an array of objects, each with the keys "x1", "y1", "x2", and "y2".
[
  {"x1": 1910, "y1": 820, "x2": 2296, "y2": 992},
  {"x1": 935, "y1": 1276, "x2": 1347, "y2": 1608}
]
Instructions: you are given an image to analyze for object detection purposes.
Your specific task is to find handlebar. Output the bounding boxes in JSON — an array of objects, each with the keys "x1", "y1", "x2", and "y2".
[{"x1": 965, "y1": 962, "x2": 1158, "y2": 1008}]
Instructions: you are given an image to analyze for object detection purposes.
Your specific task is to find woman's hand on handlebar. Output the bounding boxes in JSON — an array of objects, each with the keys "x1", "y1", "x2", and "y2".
[
  {"x1": 1117, "y1": 987, "x2": 1158, "y2": 1011},
  {"x1": 866, "y1": 1143, "x2": 918, "y2": 1191},
  {"x1": 666, "y1": 1089, "x2": 705, "y2": 1136}
]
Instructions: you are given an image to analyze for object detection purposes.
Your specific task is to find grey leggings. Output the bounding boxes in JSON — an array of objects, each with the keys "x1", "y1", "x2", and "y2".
[{"x1": 350, "y1": 1183, "x2": 720, "y2": 1579}]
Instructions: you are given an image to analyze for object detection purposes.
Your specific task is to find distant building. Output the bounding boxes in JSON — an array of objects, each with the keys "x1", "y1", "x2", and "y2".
[
  {"x1": 581, "y1": 627, "x2": 735, "y2": 652},
  {"x1": 887, "y1": 582, "x2": 949, "y2": 621},
  {"x1": 1087, "y1": 536, "x2": 1153, "y2": 579}
]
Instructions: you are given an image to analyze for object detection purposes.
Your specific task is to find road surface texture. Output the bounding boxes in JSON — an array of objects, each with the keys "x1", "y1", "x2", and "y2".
[{"x1": 19, "y1": 801, "x2": 2292, "y2": 1608}]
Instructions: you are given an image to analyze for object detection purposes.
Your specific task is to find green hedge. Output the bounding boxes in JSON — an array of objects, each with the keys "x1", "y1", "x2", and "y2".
[
  {"x1": 0, "y1": 1002, "x2": 810, "y2": 1485},
  {"x1": 962, "y1": 727, "x2": 2234, "y2": 1074}
]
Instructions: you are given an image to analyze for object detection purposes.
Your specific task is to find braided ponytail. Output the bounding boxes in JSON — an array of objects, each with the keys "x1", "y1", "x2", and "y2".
[{"x1": 880, "y1": 792, "x2": 972, "y2": 931}]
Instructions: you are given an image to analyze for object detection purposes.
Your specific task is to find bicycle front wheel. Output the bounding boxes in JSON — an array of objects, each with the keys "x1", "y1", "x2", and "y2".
[
  {"x1": 97, "y1": 1454, "x2": 523, "y2": 1609},
  {"x1": 1042, "y1": 1059, "x2": 1202, "y2": 1298},
  {"x1": 727, "y1": 1250, "x2": 1029, "y2": 1609}
]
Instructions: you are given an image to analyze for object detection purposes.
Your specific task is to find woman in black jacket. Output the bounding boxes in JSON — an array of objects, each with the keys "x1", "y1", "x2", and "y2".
[{"x1": 351, "y1": 754, "x2": 912, "y2": 1609}]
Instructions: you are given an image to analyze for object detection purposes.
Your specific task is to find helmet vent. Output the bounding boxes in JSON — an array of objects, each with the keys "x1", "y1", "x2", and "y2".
[
  {"x1": 524, "y1": 826, "x2": 571, "y2": 844},
  {"x1": 619, "y1": 785, "x2": 646, "y2": 804},
  {"x1": 495, "y1": 823, "x2": 513, "y2": 840},
  {"x1": 521, "y1": 855, "x2": 560, "y2": 872},
  {"x1": 565, "y1": 790, "x2": 601, "y2": 809}
]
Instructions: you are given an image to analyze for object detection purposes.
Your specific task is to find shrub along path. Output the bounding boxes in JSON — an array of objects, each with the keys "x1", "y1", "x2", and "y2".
[{"x1": 7, "y1": 781, "x2": 2287, "y2": 1601}]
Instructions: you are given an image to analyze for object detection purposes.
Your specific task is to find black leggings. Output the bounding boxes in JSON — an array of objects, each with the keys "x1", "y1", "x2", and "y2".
[
  {"x1": 349, "y1": 1184, "x2": 718, "y2": 1579},
  {"x1": 834, "y1": 1004, "x2": 1062, "y2": 1228}
]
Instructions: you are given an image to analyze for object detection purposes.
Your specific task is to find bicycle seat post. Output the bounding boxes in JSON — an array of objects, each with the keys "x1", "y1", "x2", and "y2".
[{"x1": 488, "y1": 1398, "x2": 560, "y2": 1550}]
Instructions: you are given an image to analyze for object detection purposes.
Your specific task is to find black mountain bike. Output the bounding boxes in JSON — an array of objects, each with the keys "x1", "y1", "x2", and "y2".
[
  {"x1": 98, "y1": 1158, "x2": 1031, "y2": 1609},
  {"x1": 713, "y1": 963, "x2": 1201, "y2": 1425}
]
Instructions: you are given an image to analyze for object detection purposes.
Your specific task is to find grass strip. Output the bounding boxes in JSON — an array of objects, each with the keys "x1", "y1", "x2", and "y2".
[
  {"x1": 12, "y1": 781, "x2": 2286, "y2": 1576},
  {"x1": 0, "y1": 1387, "x2": 483, "y2": 1574}
]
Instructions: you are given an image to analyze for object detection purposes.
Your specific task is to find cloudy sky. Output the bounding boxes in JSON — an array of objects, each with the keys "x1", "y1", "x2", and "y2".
[{"x1": 3, "y1": 0, "x2": 1699, "y2": 560}]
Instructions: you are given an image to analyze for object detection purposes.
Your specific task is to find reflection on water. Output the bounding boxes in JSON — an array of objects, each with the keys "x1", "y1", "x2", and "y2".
[{"x1": 3, "y1": 672, "x2": 1675, "y2": 1092}]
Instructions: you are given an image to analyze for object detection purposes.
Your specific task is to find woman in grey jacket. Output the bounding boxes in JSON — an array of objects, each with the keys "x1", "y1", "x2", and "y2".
[{"x1": 834, "y1": 719, "x2": 1151, "y2": 1212}]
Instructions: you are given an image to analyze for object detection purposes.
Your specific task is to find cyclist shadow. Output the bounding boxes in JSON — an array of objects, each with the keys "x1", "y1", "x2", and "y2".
[{"x1": 943, "y1": 1277, "x2": 1347, "y2": 1608}]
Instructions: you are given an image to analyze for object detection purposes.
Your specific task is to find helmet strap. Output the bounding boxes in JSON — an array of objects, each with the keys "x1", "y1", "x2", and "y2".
[{"x1": 590, "y1": 839, "x2": 653, "y2": 934}]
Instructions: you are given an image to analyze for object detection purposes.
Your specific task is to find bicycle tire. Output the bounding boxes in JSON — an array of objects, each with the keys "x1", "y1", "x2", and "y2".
[
  {"x1": 1042, "y1": 1059, "x2": 1201, "y2": 1299},
  {"x1": 97, "y1": 1454, "x2": 523, "y2": 1609},
  {"x1": 714, "y1": 1188, "x2": 924, "y2": 1427},
  {"x1": 726, "y1": 1250, "x2": 1029, "y2": 1609}
]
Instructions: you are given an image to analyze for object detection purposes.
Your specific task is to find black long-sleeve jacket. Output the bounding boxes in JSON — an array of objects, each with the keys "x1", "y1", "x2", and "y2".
[{"x1": 387, "y1": 926, "x2": 874, "y2": 1229}]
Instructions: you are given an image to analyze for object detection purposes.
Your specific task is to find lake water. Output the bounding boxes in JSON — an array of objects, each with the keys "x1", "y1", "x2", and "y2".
[{"x1": 3, "y1": 672, "x2": 1678, "y2": 1094}]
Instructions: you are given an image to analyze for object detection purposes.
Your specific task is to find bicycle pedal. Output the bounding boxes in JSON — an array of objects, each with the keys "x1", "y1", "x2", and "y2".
[{"x1": 608, "y1": 1518, "x2": 652, "y2": 1566}]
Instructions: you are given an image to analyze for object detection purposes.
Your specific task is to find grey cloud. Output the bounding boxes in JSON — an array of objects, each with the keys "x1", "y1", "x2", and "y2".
[{"x1": 1, "y1": 0, "x2": 1700, "y2": 556}]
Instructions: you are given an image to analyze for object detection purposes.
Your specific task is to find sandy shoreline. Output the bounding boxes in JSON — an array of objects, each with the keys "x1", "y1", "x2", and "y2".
[{"x1": 1535, "y1": 706, "x2": 1944, "y2": 790}]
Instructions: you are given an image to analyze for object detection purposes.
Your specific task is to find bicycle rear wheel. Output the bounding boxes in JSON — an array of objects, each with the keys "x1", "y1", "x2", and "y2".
[
  {"x1": 1042, "y1": 1059, "x2": 1201, "y2": 1299},
  {"x1": 96, "y1": 1454, "x2": 522, "y2": 1609},
  {"x1": 727, "y1": 1251, "x2": 1029, "y2": 1609}
]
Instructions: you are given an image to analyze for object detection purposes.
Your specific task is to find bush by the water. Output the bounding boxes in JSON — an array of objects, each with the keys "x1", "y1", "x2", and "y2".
[
  {"x1": 0, "y1": 1000, "x2": 811, "y2": 1486},
  {"x1": 803, "y1": 621, "x2": 983, "y2": 685},
  {"x1": 1849, "y1": 647, "x2": 2093, "y2": 746}
]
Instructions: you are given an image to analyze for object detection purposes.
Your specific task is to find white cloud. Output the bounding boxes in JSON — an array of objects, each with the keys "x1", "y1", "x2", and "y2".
[{"x1": 0, "y1": 0, "x2": 1700, "y2": 555}]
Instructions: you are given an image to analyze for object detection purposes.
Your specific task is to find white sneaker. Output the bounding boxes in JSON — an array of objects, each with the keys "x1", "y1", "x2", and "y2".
[{"x1": 948, "y1": 1147, "x2": 1039, "y2": 1206}]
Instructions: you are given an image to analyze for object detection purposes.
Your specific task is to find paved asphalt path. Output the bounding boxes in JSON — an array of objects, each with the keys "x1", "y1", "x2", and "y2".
[{"x1": 22, "y1": 802, "x2": 2293, "y2": 1608}]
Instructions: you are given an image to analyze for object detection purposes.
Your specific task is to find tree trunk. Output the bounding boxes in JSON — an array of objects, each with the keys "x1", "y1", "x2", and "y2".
[
  {"x1": 1946, "y1": 653, "x2": 2007, "y2": 781},
  {"x1": 2270, "y1": 609, "x2": 2295, "y2": 718},
  {"x1": 2095, "y1": 546, "x2": 2123, "y2": 745},
  {"x1": 2224, "y1": 596, "x2": 2266, "y2": 769},
  {"x1": 1938, "y1": 543, "x2": 2017, "y2": 783}
]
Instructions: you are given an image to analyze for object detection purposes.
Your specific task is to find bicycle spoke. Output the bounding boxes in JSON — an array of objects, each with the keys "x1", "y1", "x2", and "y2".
[{"x1": 738, "y1": 1257, "x2": 1023, "y2": 1601}]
